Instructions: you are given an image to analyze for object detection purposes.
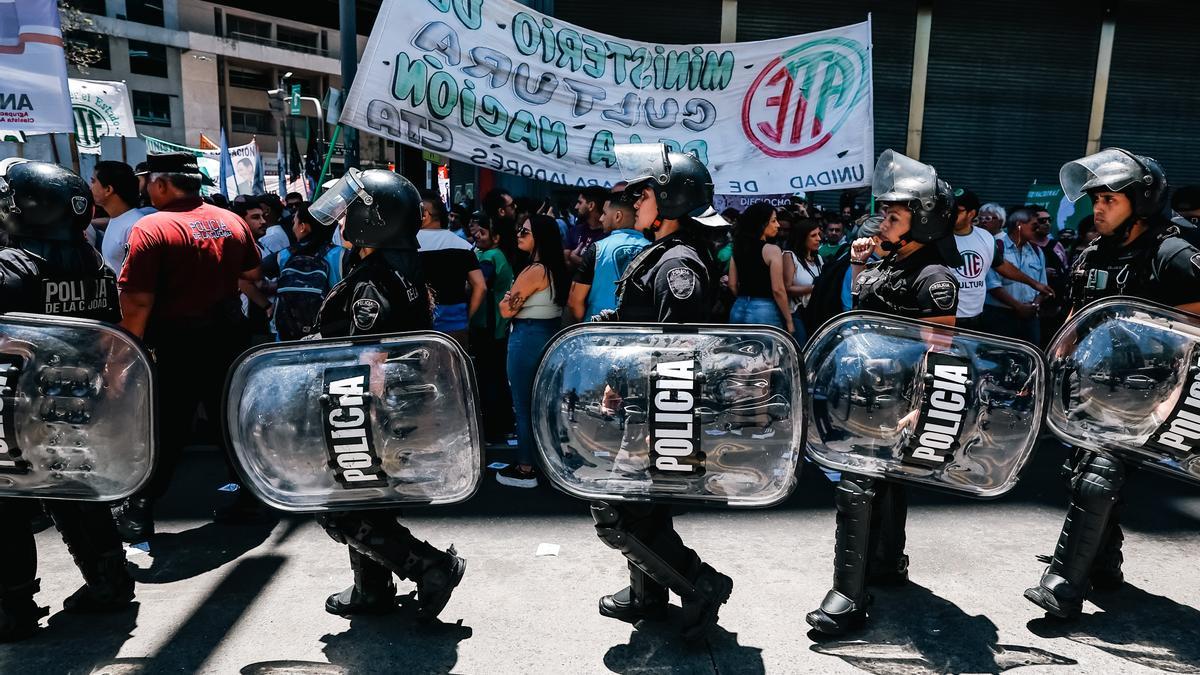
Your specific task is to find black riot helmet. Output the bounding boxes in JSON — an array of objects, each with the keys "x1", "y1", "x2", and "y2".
[
  {"x1": 309, "y1": 168, "x2": 421, "y2": 250},
  {"x1": 1061, "y1": 147, "x2": 1169, "y2": 221},
  {"x1": 871, "y1": 150, "x2": 955, "y2": 243},
  {"x1": 615, "y1": 143, "x2": 727, "y2": 226},
  {"x1": 0, "y1": 159, "x2": 93, "y2": 241}
]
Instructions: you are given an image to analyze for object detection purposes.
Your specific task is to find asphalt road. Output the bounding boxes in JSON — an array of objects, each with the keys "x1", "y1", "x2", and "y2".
[{"x1": 2, "y1": 439, "x2": 1199, "y2": 675}]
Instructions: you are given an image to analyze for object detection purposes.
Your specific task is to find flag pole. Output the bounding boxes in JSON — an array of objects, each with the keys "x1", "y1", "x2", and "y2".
[{"x1": 314, "y1": 124, "x2": 342, "y2": 198}]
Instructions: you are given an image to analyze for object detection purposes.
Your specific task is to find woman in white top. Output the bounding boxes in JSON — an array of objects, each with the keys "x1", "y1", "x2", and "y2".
[
  {"x1": 497, "y1": 215, "x2": 567, "y2": 488},
  {"x1": 783, "y1": 219, "x2": 824, "y2": 344}
]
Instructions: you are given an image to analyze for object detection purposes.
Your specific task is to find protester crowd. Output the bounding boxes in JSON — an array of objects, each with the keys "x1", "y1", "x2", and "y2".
[{"x1": 71, "y1": 155, "x2": 1200, "y2": 514}]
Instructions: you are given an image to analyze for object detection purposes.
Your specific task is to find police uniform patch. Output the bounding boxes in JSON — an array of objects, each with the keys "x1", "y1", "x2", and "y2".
[
  {"x1": 1191, "y1": 252, "x2": 1200, "y2": 273},
  {"x1": 71, "y1": 196, "x2": 88, "y2": 215},
  {"x1": 928, "y1": 279, "x2": 957, "y2": 311},
  {"x1": 666, "y1": 267, "x2": 696, "y2": 300},
  {"x1": 352, "y1": 298, "x2": 382, "y2": 331}
]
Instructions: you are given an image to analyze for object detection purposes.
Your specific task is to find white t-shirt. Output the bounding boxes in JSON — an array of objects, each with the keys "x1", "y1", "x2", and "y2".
[
  {"x1": 953, "y1": 226, "x2": 998, "y2": 319},
  {"x1": 786, "y1": 250, "x2": 823, "y2": 312},
  {"x1": 259, "y1": 224, "x2": 291, "y2": 256},
  {"x1": 100, "y1": 206, "x2": 155, "y2": 273}
]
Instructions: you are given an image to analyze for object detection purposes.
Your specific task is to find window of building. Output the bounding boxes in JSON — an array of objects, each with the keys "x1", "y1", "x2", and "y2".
[
  {"x1": 231, "y1": 107, "x2": 276, "y2": 135},
  {"x1": 67, "y1": 32, "x2": 111, "y2": 71},
  {"x1": 226, "y1": 15, "x2": 271, "y2": 44},
  {"x1": 131, "y1": 90, "x2": 171, "y2": 127},
  {"x1": 75, "y1": 0, "x2": 107, "y2": 15},
  {"x1": 125, "y1": 0, "x2": 164, "y2": 26},
  {"x1": 229, "y1": 66, "x2": 271, "y2": 90},
  {"x1": 276, "y1": 25, "x2": 319, "y2": 54},
  {"x1": 128, "y1": 40, "x2": 168, "y2": 77}
]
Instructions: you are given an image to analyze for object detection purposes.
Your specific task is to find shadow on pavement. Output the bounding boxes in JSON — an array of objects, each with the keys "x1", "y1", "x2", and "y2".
[
  {"x1": 810, "y1": 581, "x2": 1076, "y2": 674},
  {"x1": 318, "y1": 595, "x2": 473, "y2": 675},
  {"x1": 131, "y1": 515, "x2": 280, "y2": 584},
  {"x1": 602, "y1": 606, "x2": 765, "y2": 674},
  {"x1": 0, "y1": 601, "x2": 143, "y2": 675},
  {"x1": 1028, "y1": 583, "x2": 1200, "y2": 673}
]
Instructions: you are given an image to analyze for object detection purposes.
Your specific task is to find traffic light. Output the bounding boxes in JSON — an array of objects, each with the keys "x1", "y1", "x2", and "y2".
[{"x1": 267, "y1": 88, "x2": 287, "y2": 118}]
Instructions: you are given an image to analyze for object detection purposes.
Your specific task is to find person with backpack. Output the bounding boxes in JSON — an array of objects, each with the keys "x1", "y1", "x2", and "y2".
[
  {"x1": 260, "y1": 204, "x2": 344, "y2": 341},
  {"x1": 783, "y1": 219, "x2": 824, "y2": 345}
]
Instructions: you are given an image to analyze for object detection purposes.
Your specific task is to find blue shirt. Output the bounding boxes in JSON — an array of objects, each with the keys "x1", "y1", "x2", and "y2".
[
  {"x1": 579, "y1": 228, "x2": 649, "y2": 319},
  {"x1": 985, "y1": 232, "x2": 1046, "y2": 307}
]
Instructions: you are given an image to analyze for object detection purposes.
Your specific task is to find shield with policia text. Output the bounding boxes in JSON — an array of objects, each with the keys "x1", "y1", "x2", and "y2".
[
  {"x1": 223, "y1": 332, "x2": 483, "y2": 512},
  {"x1": 532, "y1": 324, "x2": 803, "y2": 508},
  {"x1": 804, "y1": 312, "x2": 1044, "y2": 498},
  {"x1": 0, "y1": 313, "x2": 156, "y2": 501},
  {"x1": 1045, "y1": 298, "x2": 1200, "y2": 485}
]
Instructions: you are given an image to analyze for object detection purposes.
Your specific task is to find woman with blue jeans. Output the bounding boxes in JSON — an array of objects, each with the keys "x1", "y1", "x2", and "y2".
[
  {"x1": 728, "y1": 203, "x2": 794, "y2": 334},
  {"x1": 497, "y1": 214, "x2": 568, "y2": 488}
]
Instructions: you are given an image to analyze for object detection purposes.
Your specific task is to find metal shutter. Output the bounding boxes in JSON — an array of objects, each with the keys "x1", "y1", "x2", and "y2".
[
  {"x1": 552, "y1": 0, "x2": 723, "y2": 43},
  {"x1": 920, "y1": 0, "x2": 1104, "y2": 205},
  {"x1": 1102, "y1": 0, "x2": 1200, "y2": 189}
]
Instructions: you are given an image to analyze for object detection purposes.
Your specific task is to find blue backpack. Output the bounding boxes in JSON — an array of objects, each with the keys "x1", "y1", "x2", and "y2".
[{"x1": 273, "y1": 245, "x2": 341, "y2": 340}]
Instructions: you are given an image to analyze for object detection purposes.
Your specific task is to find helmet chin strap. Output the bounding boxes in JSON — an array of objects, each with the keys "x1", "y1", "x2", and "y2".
[{"x1": 880, "y1": 234, "x2": 911, "y2": 252}]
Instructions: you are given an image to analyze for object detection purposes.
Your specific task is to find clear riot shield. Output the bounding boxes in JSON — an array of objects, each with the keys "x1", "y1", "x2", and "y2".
[
  {"x1": 223, "y1": 332, "x2": 483, "y2": 512},
  {"x1": 1045, "y1": 298, "x2": 1200, "y2": 485},
  {"x1": 0, "y1": 313, "x2": 155, "y2": 501},
  {"x1": 805, "y1": 313, "x2": 1044, "y2": 498},
  {"x1": 532, "y1": 324, "x2": 802, "y2": 508}
]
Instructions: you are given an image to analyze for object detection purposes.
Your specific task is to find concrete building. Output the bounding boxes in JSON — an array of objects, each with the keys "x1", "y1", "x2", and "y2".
[{"x1": 67, "y1": 0, "x2": 388, "y2": 177}]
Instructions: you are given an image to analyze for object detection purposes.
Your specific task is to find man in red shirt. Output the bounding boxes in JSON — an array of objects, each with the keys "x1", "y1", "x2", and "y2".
[{"x1": 113, "y1": 152, "x2": 262, "y2": 540}]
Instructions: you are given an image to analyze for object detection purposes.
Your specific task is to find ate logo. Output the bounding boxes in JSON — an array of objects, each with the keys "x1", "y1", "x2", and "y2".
[
  {"x1": 741, "y1": 37, "x2": 871, "y2": 158},
  {"x1": 958, "y1": 251, "x2": 985, "y2": 278}
]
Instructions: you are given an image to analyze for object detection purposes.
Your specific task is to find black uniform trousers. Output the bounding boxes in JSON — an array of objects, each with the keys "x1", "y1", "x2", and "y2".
[
  {"x1": 0, "y1": 499, "x2": 125, "y2": 591},
  {"x1": 138, "y1": 307, "x2": 251, "y2": 501},
  {"x1": 614, "y1": 502, "x2": 701, "y2": 601}
]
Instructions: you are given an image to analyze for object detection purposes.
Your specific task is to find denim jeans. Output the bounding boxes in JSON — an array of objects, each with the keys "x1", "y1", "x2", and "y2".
[
  {"x1": 729, "y1": 296, "x2": 786, "y2": 330},
  {"x1": 507, "y1": 318, "x2": 561, "y2": 466}
]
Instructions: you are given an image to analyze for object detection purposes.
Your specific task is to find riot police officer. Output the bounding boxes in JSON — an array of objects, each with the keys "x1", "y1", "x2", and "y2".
[
  {"x1": 806, "y1": 150, "x2": 962, "y2": 636},
  {"x1": 307, "y1": 168, "x2": 465, "y2": 620},
  {"x1": 591, "y1": 143, "x2": 734, "y2": 640},
  {"x1": 1025, "y1": 148, "x2": 1200, "y2": 619},
  {"x1": 0, "y1": 160, "x2": 133, "y2": 641}
]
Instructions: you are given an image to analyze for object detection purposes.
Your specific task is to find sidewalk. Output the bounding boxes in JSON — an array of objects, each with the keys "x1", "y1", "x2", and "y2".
[{"x1": 3, "y1": 443, "x2": 1199, "y2": 674}]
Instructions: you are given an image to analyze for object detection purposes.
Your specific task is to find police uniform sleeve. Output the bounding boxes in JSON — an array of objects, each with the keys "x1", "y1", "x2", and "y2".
[
  {"x1": 913, "y1": 266, "x2": 959, "y2": 318},
  {"x1": 347, "y1": 278, "x2": 392, "y2": 336},
  {"x1": 574, "y1": 243, "x2": 597, "y2": 285},
  {"x1": 1155, "y1": 238, "x2": 1200, "y2": 306},
  {"x1": 651, "y1": 255, "x2": 708, "y2": 323}
]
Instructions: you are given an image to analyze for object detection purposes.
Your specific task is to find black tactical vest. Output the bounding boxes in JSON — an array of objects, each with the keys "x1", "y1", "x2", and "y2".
[{"x1": 0, "y1": 246, "x2": 119, "y2": 323}]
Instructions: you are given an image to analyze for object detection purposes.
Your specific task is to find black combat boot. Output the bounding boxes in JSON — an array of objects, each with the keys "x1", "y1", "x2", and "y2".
[
  {"x1": 1089, "y1": 504, "x2": 1124, "y2": 591},
  {"x1": 679, "y1": 563, "x2": 734, "y2": 641},
  {"x1": 866, "y1": 482, "x2": 909, "y2": 586},
  {"x1": 1025, "y1": 453, "x2": 1124, "y2": 619},
  {"x1": 807, "y1": 475, "x2": 875, "y2": 635},
  {"x1": 48, "y1": 502, "x2": 135, "y2": 612},
  {"x1": 325, "y1": 549, "x2": 397, "y2": 616},
  {"x1": 63, "y1": 551, "x2": 134, "y2": 612},
  {"x1": 411, "y1": 544, "x2": 466, "y2": 621},
  {"x1": 600, "y1": 565, "x2": 668, "y2": 623},
  {"x1": 0, "y1": 580, "x2": 48, "y2": 643}
]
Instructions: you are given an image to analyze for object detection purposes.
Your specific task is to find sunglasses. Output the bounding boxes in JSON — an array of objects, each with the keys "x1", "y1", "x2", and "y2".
[{"x1": 516, "y1": 227, "x2": 532, "y2": 237}]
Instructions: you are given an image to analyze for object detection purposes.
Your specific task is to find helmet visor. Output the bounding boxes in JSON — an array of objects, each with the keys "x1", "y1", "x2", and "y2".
[
  {"x1": 872, "y1": 149, "x2": 937, "y2": 207},
  {"x1": 1060, "y1": 148, "x2": 1147, "y2": 202},
  {"x1": 614, "y1": 144, "x2": 671, "y2": 187},
  {"x1": 309, "y1": 168, "x2": 371, "y2": 227}
]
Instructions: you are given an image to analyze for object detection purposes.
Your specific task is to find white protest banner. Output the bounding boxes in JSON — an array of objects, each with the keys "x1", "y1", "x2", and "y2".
[
  {"x1": 0, "y1": 0, "x2": 73, "y2": 134},
  {"x1": 340, "y1": 0, "x2": 873, "y2": 194},
  {"x1": 143, "y1": 135, "x2": 260, "y2": 197},
  {"x1": 71, "y1": 79, "x2": 138, "y2": 154}
]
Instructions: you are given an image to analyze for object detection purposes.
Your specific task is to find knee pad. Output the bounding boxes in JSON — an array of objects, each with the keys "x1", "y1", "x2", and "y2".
[
  {"x1": 834, "y1": 475, "x2": 875, "y2": 512},
  {"x1": 1073, "y1": 453, "x2": 1126, "y2": 511}
]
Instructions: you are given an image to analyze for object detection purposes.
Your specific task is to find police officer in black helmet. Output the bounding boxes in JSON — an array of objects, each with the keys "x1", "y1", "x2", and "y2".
[
  {"x1": 0, "y1": 160, "x2": 133, "y2": 641},
  {"x1": 591, "y1": 143, "x2": 734, "y2": 641},
  {"x1": 806, "y1": 150, "x2": 962, "y2": 636},
  {"x1": 1024, "y1": 148, "x2": 1200, "y2": 620},
  {"x1": 307, "y1": 168, "x2": 465, "y2": 620}
]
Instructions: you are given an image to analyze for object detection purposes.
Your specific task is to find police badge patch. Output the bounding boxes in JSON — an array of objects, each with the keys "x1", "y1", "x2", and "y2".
[
  {"x1": 352, "y1": 298, "x2": 382, "y2": 331},
  {"x1": 71, "y1": 196, "x2": 88, "y2": 215},
  {"x1": 928, "y1": 280, "x2": 957, "y2": 311},
  {"x1": 666, "y1": 267, "x2": 696, "y2": 300},
  {"x1": 1191, "y1": 252, "x2": 1200, "y2": 273}
]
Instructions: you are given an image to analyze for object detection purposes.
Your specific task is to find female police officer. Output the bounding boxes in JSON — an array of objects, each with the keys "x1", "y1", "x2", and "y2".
[
  {"x1": 307, "y1": 168, "x2": 465, "y2": 620},
  {"x1": 806, "y1": 150, "x2": 962, "y2": 635},
  {"x1": 590, "y1": 144, "x2": 734, "y2": 640}
]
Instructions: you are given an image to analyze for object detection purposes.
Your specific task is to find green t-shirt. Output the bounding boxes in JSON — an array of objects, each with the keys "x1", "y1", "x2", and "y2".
[
  {"x1": 717, "y1": 242, "x2": 733, "y2": 273},
  {"x1": 471, "y1": 247, "x2": 515, "y2": 340}
]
